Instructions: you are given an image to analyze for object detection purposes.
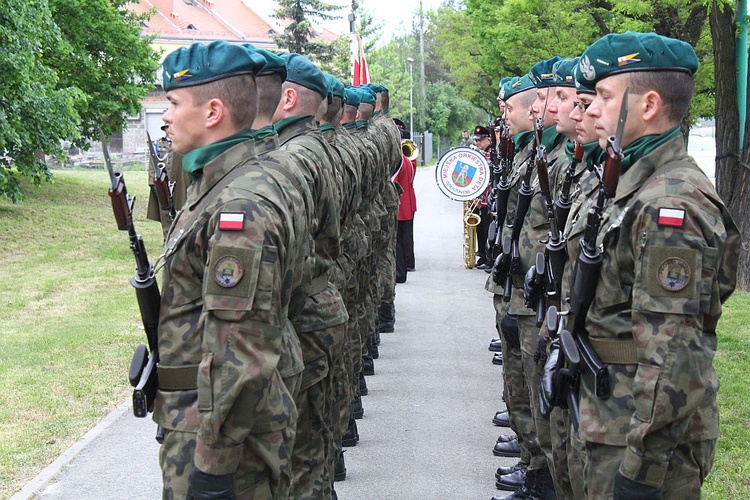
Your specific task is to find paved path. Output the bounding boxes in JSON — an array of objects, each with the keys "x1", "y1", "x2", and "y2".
[{"x1": 18, "y1": 164, "x2": 513, "y2": 500}]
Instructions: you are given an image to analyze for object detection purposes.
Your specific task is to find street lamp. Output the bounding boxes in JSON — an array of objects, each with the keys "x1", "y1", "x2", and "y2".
[{"x1": 407, "y1": 57, "x2": 414, "y2": 143}]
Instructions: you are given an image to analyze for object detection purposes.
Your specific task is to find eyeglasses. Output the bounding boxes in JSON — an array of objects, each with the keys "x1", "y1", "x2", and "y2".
[{"x1": 573, "y1": 101, "x2": 592, "y2": 112}]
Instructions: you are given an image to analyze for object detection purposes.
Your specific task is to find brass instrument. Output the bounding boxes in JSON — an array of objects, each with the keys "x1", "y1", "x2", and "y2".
[
  {"x1": 402, "y1": 139, "x2": 419, "y2": 161},
  {"x1": 463, "y1": 198, "x2": 481, "y2": 268}
]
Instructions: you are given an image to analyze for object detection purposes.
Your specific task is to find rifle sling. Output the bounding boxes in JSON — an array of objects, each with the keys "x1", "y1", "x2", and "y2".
[
  {"x1": 158, "y1": 364, "x2": 198, "y2": 391},
  {"x1": 588, "y1": 336, "x2": 637, "y2": 365}
]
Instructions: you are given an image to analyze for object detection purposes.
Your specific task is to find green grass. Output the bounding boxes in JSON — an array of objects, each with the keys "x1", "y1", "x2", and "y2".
[
  {"x1": 0, "y1": 169, "x2": 748, "y2": 497},
  {"x1": 0, "y1": 168, "x2": 163, "y2": 498}
]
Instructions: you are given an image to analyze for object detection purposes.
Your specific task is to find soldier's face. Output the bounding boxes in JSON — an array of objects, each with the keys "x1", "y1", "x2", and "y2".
[
  {"x1": 531, "y1": 88, "x2": 555, "y2": 128},
  {"x1": 162, "y1": 88, "x2": 210, "y2": 155},
  {"x1": 587, "y1": 73, "x2": 640, "y2": 150},
  {"x1": 570, "y1": 94, "x2": 598, "y2": 145},
  {"x1": 548, "y1": 87, "x2": 578, "y2": 139},
  {"x1": 505, "y1": 93, "x2": 533, "y2": 136}
]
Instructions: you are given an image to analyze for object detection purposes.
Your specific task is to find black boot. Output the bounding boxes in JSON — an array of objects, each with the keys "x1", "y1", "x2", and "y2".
[
  {"x1": 350, "y1": 394, "x2": 364, "y2": 419},
  {"x1": 358, "y1": 371, "x2": 368, "y2": 395},
  {"x1": 334, "y1": 450, "x2": 346, "y2": 482},
  {"x1": 366, "y1": 336, "x2": 379, "y2": 360},
  {"x1": 342, "y1": 415, "x2": 359, "y2": 447},
  {"x1": 372, "y1": 328, "x2": 381, "y2": 346},
  {"x1": 528, "y1": 467, "x2": 557, "y2": 500},
  {"x1": 377, "y1": 302, "x2": 395, "y2": 333},
  {"x1": 362, "y1": 356, "x2": 375, "y2": 376}
]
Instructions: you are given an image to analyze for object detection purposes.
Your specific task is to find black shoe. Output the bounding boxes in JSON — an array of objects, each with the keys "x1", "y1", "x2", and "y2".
[
  {"x1": 493, "y1": 410, "x2": 511, "y2": 427},
  {"x1": 492, "y1": 352, "x2": 503, "y2": 365},
  {"x1": 495, "y1": 461, "x2": 526, "y2": 480},
  {"x1": 396, "y1": 276, "x2": 407, "y2": 283},
  {"x1": 363, "y1": 356, "x2": 375, "y2": 376},
  {"x1": 372, "y1": 329, "x2": 381, "y2": 346},
  {"x1": 491, "y1": 485, "x2": 533, "y2": 499},
  {"x1": 377, "y1": 302, "x2": 395, "y2": 333},
  {"x1": 350, "y1": 394, "x2": 364, "y2": 419},
  {"x1": 369, "y1": 343, "x2": 379, "y2": 359},
  {"x1": 488, "y1": 338, "x2": 503, "y2": 352},
  {"x1": 496, "y1": 433, "x2": 516, "y2": 443},
  {"x1": 495, "y1": 467, "x2": 527, "y2": 490},
  {"x1": 358, "y1": 372, "x2": 368, "y2": 396},
  {"x1": 493, "y1": 436, "x2": 521, "y2": 457},
  {"x1": 527, "y1": 467, "x2": 557, "y2": 500},
  {"x1": 332, "y1": 488, "x2": 338, "y2": 500},
  {"x1": 476, "y1": 262, "x2": 491, "y2": 270},
  {"x1": 334, "y1": 450, "x2": 346, "y2": 482},
  {"x1": 342, "y1": 418, "x2": 359, "y2": 447}
]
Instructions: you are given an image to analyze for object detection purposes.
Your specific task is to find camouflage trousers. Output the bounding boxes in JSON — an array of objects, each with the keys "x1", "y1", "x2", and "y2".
[
  {"x1": 579, "y1": 438, "x2": 716, "y2": 499},
  {"x1": 517, "y1": 315, "x2": 550, "y2": 472},
  {"x1": 494, "y1": 299, "x2": 531, "y2": 465},
  {"x1": 378, "y1": 205, "x2": 398, "y2": 304},
  {"x1": 159, "y1": 427, "x2": 294, "y2": 499},
  {"x1": 290, "y1": 321, "x2": 348, "y2": 499},
  {"x1": 546, "y1": 407, "x2": 584, "y2": 499}
]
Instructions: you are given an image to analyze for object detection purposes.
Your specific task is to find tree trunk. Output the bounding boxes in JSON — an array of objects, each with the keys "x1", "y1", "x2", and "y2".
[{"x1": 710, "y1": 0, "x2": 750, "y2": 291}]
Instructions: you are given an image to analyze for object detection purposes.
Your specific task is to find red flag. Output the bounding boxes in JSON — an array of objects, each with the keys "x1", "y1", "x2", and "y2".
[{"x1": 352, "y1": 34, "x2": 371, "y2": 86}]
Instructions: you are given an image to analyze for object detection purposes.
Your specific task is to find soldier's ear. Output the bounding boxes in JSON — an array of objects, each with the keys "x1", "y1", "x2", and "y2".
[{"x1": 640, "y1": 90, "x2": 662, "y2": 123}]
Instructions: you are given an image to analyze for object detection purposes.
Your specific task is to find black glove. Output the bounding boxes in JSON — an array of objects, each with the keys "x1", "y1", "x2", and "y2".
[
  {"x1": 539, "y1": 341, "x2": 559, "y2": 417},
  {"x1": 187, "y1": 468, "x2": 234, "y2": 500},
  {"x1": 613, "y1": 472, "x2": 662, "y2": 500},
  {"x1": 500, "y1": 313, "x2": 520, "y2": 350},
  {"x1": 533, "y1": 336, "x2": 549, "y2": 364}
]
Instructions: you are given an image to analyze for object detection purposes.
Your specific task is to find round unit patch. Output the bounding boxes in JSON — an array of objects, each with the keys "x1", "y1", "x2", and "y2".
[
  {"x1": 656, "y1": 257, "x2": 691, "y2": 292},
  {"x1": 435, "y1": 146, "x2": 491, "y2": 201},
  {"x1": 214, "y1": 255, "x2": 244, "y2": 288}
]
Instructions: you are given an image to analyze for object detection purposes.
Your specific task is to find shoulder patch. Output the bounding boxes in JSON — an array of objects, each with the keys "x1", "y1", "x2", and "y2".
[
  {"x1": 218, "y1": 212, "x2": 244, "y2": 231},
  {"x1": 657, "y1": 257, "x2": 691, "y2": 292},
  {"x1": 657, "y1": 208, "x2": 685, "y2": 228},
  {"x1": 214, "y1": 255, "x2": 244, "y2": 288}
]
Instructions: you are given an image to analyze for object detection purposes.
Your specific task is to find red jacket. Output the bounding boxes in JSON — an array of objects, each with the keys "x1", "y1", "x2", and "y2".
[{"x1": 395, "y1": 154, "x2": 417, "y2": 221}]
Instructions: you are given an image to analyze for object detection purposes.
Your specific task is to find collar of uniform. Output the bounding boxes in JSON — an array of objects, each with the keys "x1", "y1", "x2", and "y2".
[
  {"x1": 611, "y1": 129, "x2": 683, "y2": 204},
  {"x1": 513, "y1": 129, "x2": 534, "y2": 150},
  {"x1": 273, "y1": 114, "x2": 314, "y2": 136},
  {"x1": 355, "y1": 120, "x2": 368, "y2": 130},
  {"x1": 253, "y1": 133, "x2": 280, "y2": 157},
  {"x1": 619, "y1": 126, "x2": 681, "y2": 175},
  {"x1": 182, "y1": 129, "x2": 255, "y2": 181},
  {"x1": 342, "y1": 121, "x2": 356, "y2": 131},
  {"x1": 184, "y1": 136, "x2": 259, "y2": 210},
  {"x1": 542, "y1": 125, "x2": 565, "y2": 153},
  {"x1": 249, "y1": 125, "x2": 276, "y2": 140},
  {"x1": 319, "y1": 123, "x2": 335, "y2": 132}
]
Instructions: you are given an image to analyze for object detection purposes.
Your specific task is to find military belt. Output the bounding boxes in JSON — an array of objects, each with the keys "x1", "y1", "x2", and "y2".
[
  {"x1": 309, "y1": 275, "x2": 328, "y2": 295},
  {"x1": 158, "y1": 364, "x2": 199, "y2": 391},
  {"x1": 589, "y1": 337, "x2": 637, "y2": 365}
]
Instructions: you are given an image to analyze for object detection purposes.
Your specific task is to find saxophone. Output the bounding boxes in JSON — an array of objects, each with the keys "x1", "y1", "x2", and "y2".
[{"x1": 463, "y1": 198, "x2": 481, "y2": 268}]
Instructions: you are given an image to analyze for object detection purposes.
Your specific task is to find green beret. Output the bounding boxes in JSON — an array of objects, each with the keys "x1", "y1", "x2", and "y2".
[
  {"x1": 162, "y1": 40, "x2": 266, "y2": 91},
  {"x1": 577, "y1": 31, "x2": 699, "y2": 86},
  {"x1": 497, "y1": 76, "x2": 513, "y2": 98},
  {"x1": 279, "y1": 53, "x2": 329, "y2": 99},
  {"x1": 243, "y1": 45, "x2": 286, "y2": 80},
  {"x1": 500, "y1": 74, "x2": 535, "y2": 101},
  {"x1": 358, "y1": 86, "x2": 376, "y2": 105},
  {"x1": 368, "y1": 83, "x2": 388, "y2": 94},
  {"x1": 344, "y1": 86, "x2": 361, "y2": 107},
  {"x1": 573, "y1": 64, "x2": 596, "y2": 94},
  {"x1": 552, "y1": 57, "x2": 579, "y2": 87},
  {"x1": 325, "y1": 73, "x2": 346, "y2": 100},
  {"x1": 529, "y1": 56, "x2": 562, "y2": 88}
]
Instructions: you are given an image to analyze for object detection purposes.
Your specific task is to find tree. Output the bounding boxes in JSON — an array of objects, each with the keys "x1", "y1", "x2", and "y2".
[
  {"x1": 47, "y1": 0, "x2": 159, "y2": 146},
  {"x1": 709, "y1": 0, "x2": 750, "y2": 290},
  {"x1": 0, "y1": 0, "x2": 159, "y2": 202},
  {"x1": 0, "y1": 2, "x2": 83, "y2": 202},
  {"x1": 273, "y1": 0, "x2": 343, "y2": 63}
]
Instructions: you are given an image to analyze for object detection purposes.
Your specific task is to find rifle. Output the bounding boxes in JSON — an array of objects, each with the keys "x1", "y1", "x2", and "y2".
[
  {"x1": 554, "y1": 141, "x2": 584, "y2": 231},
  {"x1": 551, "y1": 88, "x2": 629, "y2": 429},
  {"x1": 524, "y1": 136, "x2": 567, "y2": 326},
  {"x1": 147, "y1": 131, "x2": 176, "y2": 222},
  {"x1": 486, "y1": 117, "x2": 513, "y2": 262},
  {"x1": 103, "y1": 132, "x2": 161, "y2": 419}
]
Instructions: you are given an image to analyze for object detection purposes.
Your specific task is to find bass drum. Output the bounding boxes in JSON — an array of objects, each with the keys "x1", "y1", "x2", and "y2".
[{"x1": 435, "y1": 146, "x2": 491, "y2": 201}]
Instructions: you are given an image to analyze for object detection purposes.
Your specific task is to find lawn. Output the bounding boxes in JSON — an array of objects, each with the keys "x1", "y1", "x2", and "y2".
[{"x1": 0, "y1": 168, "x2": 747, "y2": 497}]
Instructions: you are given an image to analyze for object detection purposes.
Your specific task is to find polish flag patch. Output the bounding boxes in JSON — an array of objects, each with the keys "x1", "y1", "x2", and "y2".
[
  {"x1": 218, "y1": 212, "x2": 244, "y2": 231},
  {"x1": 657, "y1": 208, "x2": 685, "y2": 228}
]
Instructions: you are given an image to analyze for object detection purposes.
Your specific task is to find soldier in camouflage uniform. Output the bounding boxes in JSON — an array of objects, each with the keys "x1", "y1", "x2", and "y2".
[
  {"x1": 154, "y1": 41, "x2": 308, "y2": 499},
  {"x1": 572, "y1": 32, "x2": 740, "y2": 498},
  {"x1": 271, "y1": 53, "x2": 349, "y2": 499},
  {"x1": 486, "y1": 75, "x2": 537, "y2": 494},
  {"x1": 368, "y1": 84, "x2": 403, "y2": 336}
]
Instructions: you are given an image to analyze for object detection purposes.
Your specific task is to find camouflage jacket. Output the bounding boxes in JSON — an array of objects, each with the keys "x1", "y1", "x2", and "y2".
[
  {"x1": 153, "y1": 139, "x2": 305, "y2": 476},
  {"x1": 276, "y1": 116, "x2": 348, "y2": 331},
  {"x1": 579, "y1": 135, "x2": 740, "y2": 487}
]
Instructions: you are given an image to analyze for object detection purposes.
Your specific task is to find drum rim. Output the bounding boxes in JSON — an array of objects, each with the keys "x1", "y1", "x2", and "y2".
[{"x1": 435, "y1": 146, "x2": 491, "y2": 201}]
